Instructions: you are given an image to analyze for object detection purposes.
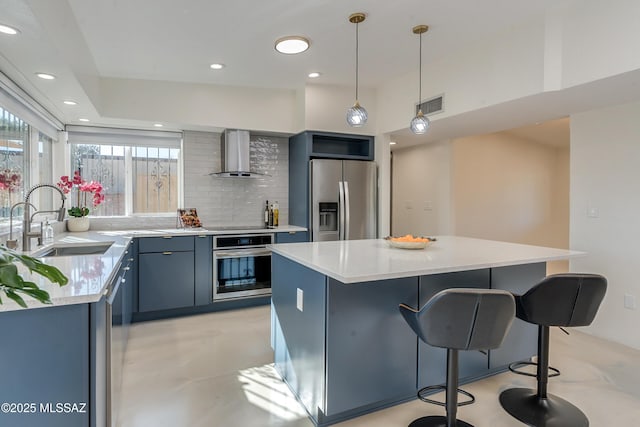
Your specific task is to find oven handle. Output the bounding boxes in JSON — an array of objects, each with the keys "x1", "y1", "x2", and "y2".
[{"x1": 214, "y1": 248, "x2": 272, "y2": 259}]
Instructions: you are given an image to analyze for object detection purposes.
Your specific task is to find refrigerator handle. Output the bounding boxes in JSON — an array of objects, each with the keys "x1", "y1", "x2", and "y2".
[
  {"x1": 344, "y1": 181, "x2": 350, "y2": 240},
  {"x1": 338, "y1": 181, "x2": 345, "y2": 240}
]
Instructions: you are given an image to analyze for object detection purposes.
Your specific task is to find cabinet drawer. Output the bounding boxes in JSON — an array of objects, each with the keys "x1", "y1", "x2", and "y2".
[
  {"x1": 138, "y1": 236, "x2": 194, "y2": 253},
  {"x1": 275, "y1": 231, "x2": 309, "y2": 243}
]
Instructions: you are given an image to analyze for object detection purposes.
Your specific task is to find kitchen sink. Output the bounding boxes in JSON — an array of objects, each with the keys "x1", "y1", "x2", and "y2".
[{"x1": 37, "y1": 243, "x2": 113, "y2": 257}]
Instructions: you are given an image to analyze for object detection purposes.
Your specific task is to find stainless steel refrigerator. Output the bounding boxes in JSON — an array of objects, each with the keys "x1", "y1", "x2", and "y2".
[{"x1": 309, "y1": 159, "x2": 377, "y2": 241}]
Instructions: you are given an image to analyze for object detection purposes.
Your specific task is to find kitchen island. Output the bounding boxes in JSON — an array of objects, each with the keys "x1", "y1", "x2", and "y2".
[{"x1": 269, "y1": 236, "x2": 583, "y2": 426}]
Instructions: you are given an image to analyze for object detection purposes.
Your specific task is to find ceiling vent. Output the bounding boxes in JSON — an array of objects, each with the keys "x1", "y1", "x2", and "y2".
[{"x1": 416, "y1": 94, "x2": 444, "y2": 116}]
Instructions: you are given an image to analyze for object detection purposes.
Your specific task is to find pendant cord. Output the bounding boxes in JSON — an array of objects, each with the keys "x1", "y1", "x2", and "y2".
[
  {"x1": 418, "y1": 31, "x2": 422, "y2": 110},
  {"x1": 355, "y1": 22, "x2": 359, "y2": 101}
]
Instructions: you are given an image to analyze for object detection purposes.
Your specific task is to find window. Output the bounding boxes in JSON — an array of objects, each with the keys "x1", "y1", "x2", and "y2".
[
  {"x1": 0, "y1": 107, "x2": 28, "y2": 213},
  {"x1": 68, "y1": 127, "x2": 182, "y2": 216}
]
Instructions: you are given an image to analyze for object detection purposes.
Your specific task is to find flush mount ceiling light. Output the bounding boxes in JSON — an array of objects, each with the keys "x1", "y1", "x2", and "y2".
[
  {"x1": 0, "y1": 24, "x2": 19, "y2": 35},
  {"x1": 210, "y1": 63, "x2": 225, "y2": 70},
  {"x1": 153, "y1": 123, "x2": 163, "y2": 127},
  {"x1": 346, "y1": 12, "x2": 368, "y2": 127},
  {"x1": 308, "y1": 72, "x2": 321, "y2": 78},
  {"x1": 63, "y1": 100, "x2": 77, "y2": 105},
  {"x1": 36, "y1": 72, "x2": 56, "y2": 80},
  {"x1": 274, "y1": 36, "x2": 309, "y2": 55},
  {"x1": 410, "y1": 25, "x2": 430, "y2": 135},
  {"x1": 78, "y1": 118, "x2": 90, "y2": 122},
  {"x1": 389, "y1": 141, "x2": 397, "y2": 145}
]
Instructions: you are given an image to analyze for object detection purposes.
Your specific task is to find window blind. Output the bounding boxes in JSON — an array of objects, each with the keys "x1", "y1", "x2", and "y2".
[
  {"x1": 66, "y1": 125, "x2": 182, "y2": 148},
  {"x1": 0, "y1": 71, "x2": 64, "y2": 139}
]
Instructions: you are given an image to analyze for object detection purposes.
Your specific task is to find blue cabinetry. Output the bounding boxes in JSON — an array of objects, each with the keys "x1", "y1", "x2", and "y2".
[
  {"x1": 289, "y1": 131, "x2": 374, "y2": 229},
  {"x1": 194, "y1": 234, "x2": 212, "y2": 305},
  {"x1": 0, "y1": 304, "x2": 90, "y2": 427},
  {"x1": 275, "y1": 231, "x2": 309, "y2": 243},
  {"x1": 138, "y1": 248, "x2": 195, "y2": 312}
]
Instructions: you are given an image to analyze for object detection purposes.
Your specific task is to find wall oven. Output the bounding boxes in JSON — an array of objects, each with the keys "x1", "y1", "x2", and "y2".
[{"x1": 213, "y1": 233, "x2": 273, "y2": 300}]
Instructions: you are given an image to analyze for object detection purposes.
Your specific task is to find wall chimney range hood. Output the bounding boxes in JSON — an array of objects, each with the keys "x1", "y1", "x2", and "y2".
[{"x1": 210, "y1": 129, "x2": 266, "y2": 178}]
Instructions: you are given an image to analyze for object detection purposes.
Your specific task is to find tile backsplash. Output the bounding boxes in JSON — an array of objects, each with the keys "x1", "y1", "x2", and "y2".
[{"x1": 182, "y1": 131, "x2": 289, "y2": 227}]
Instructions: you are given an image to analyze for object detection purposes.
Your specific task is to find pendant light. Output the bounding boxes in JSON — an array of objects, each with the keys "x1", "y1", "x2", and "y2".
[
  {"x1": 346, "y1": 13, "x2": 368, "y2": 127},
  {"x1": 410, "y1": 25, "x2": 430, "y2": 134}
]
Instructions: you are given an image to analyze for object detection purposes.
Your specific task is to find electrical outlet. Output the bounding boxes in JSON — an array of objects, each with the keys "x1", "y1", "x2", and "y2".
[
  {"x1": 624, "y1": 294, "x2": 636, "y2": 310},
  {"x1": 587, "y1": 206, "x2": 599, "y2": 218},
  {"x1": 297, "y1": 288, "x2": 304, "y2": 312}
]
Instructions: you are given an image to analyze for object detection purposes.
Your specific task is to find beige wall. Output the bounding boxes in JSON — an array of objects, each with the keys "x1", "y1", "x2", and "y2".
[
  {"x1": 391, "y1": 131, "x2": 569, "y2": 273},
  {"x1": 391, "y1": 140, "x2": 452, "y2": 237},
  {"x1": 570, "y1": 100, "x2": 640, "y2": 350}
]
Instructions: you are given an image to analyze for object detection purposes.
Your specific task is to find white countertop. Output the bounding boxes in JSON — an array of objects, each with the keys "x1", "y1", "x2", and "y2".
[
  {"x1": 0, "y1": 225, "x2": 307, "y2": 313},
  {"x1": 268, "y1": 236, "x2": 584, "y2": 284}
]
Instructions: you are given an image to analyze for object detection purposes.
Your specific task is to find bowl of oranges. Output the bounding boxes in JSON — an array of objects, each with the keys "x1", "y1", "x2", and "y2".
[{"x1": 384, "y1": 234, "x2": 435, "y2": 249}]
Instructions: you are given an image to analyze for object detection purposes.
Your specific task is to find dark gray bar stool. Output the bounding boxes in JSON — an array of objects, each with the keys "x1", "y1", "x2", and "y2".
[
  {"x1": 399, "y1": 288, "x2": 516, "y2": 427},
  {"x1": 499, "y1": 273, "x2": 607, "y2": 427}
]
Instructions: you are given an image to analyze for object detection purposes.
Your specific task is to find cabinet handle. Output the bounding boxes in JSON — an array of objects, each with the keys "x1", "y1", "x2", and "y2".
[
  {"x1": 162, "y1": 251, "x2": 173, "y2": 255},
  {"x1": 125, "y1": 250, "x2": 129, "y2": 254},
  {"x1": 162, "y1": 236, "x2": 172, "y2": 239},
  {"x1": 123, "y1": 267, "x2": 131, "y2": 271},
  {"x1": 128, "y1": 258, "x2": 134, "y2": 262},
  {"x1": 198, "y1": 235, "x2": 207, "y2": 238},
  {"x1": 121, "y1": 278, "x2": 126, "y2": 283}
]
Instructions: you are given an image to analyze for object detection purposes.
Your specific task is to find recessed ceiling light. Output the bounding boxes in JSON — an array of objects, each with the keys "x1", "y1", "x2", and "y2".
[
  {"x1": 308, "y1": 72, "x2": 321, "y2": 78},
  {"x1": 63, "y1": 100, "x2": 77, "y2": 105},
  {"x1": 210, "y1": 63, "x2": 225, "y2": 70},
  {"x1": 275, "y1": 36, "x2": 310, "y2": 54},
  {"x1": 36, "y1": 73, "x2": 56, "y2": 80},
  {"x1": 153, "y1": 123, "x2": 163, "y2": 127},
  {"x1": 78, "y1": 118, "x2": 90, "y2": 122},
  {"x1": 389, "y1": 141, "x2": 397, "y2": 145},
  {"x1": 0, "y1": 24, "x2": 19, "y2": 35}
]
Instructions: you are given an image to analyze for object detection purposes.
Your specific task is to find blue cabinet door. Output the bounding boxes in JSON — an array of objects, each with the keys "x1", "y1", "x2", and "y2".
[
  {"x1": 0, "y1": 304, "x2": 90, "y2": 427},
  {"x1": 138, "y1": 251, "x2": 195, "y2": 312},
  {"x1": 194, "y1": 234, "x2": 212, "y2": 306}
]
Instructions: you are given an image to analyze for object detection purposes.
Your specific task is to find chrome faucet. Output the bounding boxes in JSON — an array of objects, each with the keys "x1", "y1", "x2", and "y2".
[
  {"x1": 6, "y1": 201, "x2": 37, "y2": 250},
  {"x1": 21, "y1": 184, "x2": 66, "y2": 252}
]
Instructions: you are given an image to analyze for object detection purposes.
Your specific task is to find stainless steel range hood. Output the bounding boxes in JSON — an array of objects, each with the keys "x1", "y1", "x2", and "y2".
[{"x1": 210, "y1": 129, "x2": 265, "y2": 178}]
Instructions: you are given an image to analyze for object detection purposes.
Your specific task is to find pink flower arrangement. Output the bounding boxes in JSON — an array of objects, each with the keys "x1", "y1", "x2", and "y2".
[
  {"x1": 57, "y1": 171, "x2": 105, "y2": 217},
  {"x1": 0, "y1": 169, "x2": 21, "y2": 193}
]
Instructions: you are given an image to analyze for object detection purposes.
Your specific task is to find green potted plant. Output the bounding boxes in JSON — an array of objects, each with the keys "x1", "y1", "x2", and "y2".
[{"x1": 0, "y1": 246, "x2": 68, "y2": 307}]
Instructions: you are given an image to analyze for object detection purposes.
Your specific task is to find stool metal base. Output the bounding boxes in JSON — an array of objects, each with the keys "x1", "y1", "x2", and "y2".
[
  {"x1": 499, "y1": 388, "x2": 588, "y2": 427},
  {"x1": 408, "y1": 415, "x2": 474, "y2": 427}
]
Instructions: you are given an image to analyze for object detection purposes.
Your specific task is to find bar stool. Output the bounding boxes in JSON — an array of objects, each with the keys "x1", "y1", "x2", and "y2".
[
  {"x1": 499, "y1": 273, "x2": 607, "y2": 427},
  {"x1": 399, "y1": 288, "x2": 516, "y2": 427}
]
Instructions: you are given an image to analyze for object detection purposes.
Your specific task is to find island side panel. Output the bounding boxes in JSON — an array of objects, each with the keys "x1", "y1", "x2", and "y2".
[
  {"x1": 0, "y1": 304, "x2": 90, "y2": 427},
  {"x1": 324, "y1": 276, "x2": 419, "y2": 418},
  {"x1": 489, "y1": 262, "x2": 546, "y2": 368},
  {"x1": 271, "y1": 253, "x2": 327, "y2": 422},
  {"x1": 418, "y1": 269, "x2": 491, "y2": 388}
]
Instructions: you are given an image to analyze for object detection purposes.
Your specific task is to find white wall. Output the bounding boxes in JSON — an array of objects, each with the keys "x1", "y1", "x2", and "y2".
[
  {"x1": 391, "y1": 140, "x2": 452, "y2": 236},
  {"x1": 100, "y1": 78, "x2": 298, "y2": 134},
  {"x1": 570, "y1": 101, "x2": 640, "y2": 350},
  {"x1": 304, "y1": 83, "x2": 377, "y2": 135}
]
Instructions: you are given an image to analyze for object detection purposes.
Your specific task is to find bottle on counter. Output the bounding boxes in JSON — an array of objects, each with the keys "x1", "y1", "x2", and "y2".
[
  {"x1": 43, "y1": 220, "x2": 54, "y2": 244},
  {"x1": 264, "y1": 200, "x2": 270, "y2": 228},
  {"x1": 273, "y1": 201, "x2": 279, "y2": 227},
  {"x1": 268, "y1": 202, "x2": 274, "y2": 227}
]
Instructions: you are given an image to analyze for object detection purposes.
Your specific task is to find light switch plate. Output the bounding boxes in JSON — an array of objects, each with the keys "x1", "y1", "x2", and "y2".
[
  {"x1": 296, "y1": 288, "x2": 304, "y2": 312},
  {"x1": 624, "y1": 294, "x2": 636, "y2": 310}
]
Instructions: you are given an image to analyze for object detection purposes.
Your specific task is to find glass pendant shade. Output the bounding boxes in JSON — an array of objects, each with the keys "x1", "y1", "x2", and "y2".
[
  {"x1": 346, "y1": 101, "x2": 368, "y2": 127},
  {"x1": 410, "y1": 110, "x2": 430, "y2": 134}
]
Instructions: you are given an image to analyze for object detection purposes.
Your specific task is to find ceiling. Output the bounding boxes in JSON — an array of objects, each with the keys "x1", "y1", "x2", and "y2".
[{"x1": 0, "y1": 0, "x2": 566, "y2": 129}]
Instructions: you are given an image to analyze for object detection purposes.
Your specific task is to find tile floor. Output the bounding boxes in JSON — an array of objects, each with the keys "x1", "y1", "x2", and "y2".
[{"x1": 119, "y1": 305, "x2": 640, "y2": 427}]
